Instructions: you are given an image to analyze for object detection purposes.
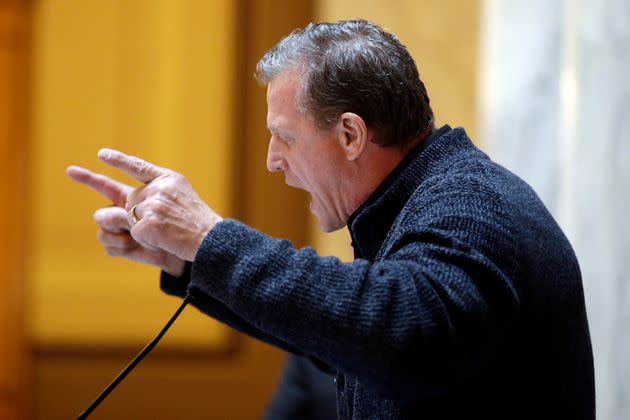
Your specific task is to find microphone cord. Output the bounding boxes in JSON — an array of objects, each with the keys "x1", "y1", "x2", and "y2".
[{"x1": 77, "y1": 293, "x2": 193, "y2": 419}]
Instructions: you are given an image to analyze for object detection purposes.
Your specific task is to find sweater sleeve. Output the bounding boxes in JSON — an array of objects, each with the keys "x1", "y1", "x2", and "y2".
[
  {"x1": 187, "y1": 212, "x2": 520, "y2": 399},
  {"x1": 160, "y1": 263, "x2": 304, "y2": 354}
]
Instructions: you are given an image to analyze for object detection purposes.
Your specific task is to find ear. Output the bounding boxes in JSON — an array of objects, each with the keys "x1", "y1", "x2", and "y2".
[{"x1": 337, "y1": 112, "x2": 368, "y2": 161}]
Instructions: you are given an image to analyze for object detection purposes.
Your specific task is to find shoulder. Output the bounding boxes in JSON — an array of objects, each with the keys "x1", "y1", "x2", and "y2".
[
  {"x1": 404, "y1": 145, "x2": 545, "y2": 224},
  {"x1": 381, "y1": 158, "x2": 529, "y2": 260}
]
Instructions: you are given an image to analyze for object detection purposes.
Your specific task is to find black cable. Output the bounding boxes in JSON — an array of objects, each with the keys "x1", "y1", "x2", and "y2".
[{"x1": 77, "y1": 293, "x2": 193, "y2": 419}]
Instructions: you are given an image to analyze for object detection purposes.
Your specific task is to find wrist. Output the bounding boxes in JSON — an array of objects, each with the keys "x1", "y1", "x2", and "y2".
[
  {"x1": 189, "y1": 214, "x2": 223, "y2": 261},
  {"x1": 163, "y1": 254, "x2": 186, "y2": 277}
]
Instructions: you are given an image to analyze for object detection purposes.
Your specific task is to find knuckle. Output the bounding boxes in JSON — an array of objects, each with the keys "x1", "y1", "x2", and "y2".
[
  {"x1": 176, "y1": 173, "x2": 190, "y2": 187},
  {"x1": 141, "y1": 211, "x2": 162, "y2": 230},
  {"x1": 134, "y1": 158, "x2": 146, "y2": 173},
  {"x1": 133, "y1": 220, "x2": 158, "y2": 247},
  {"x1": 156, "y1": 176, "x2": 174, "y2": 192},
  {"x1": 166, "y1": 172, "x2": 186, "y2": 188},
  {"x1": 150, "y1": 200, "x2": 167, "y2": 214}
]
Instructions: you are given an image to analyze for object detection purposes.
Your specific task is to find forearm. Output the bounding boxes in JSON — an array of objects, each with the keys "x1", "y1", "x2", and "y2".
[
  {"x1": 161, "y1": 262, "x2": 303, "y2": 354},
  {"x1": 188, "y1": 220, "x2": 519, "y2": 397}
]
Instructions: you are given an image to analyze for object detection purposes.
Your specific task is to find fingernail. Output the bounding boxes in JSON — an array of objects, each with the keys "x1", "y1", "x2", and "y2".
[
  {"x1": 98, "y1": 149, "x2": 112, "y2": 161},
  {"x1": 94, "y1": 210, "x2": 104, "y2": 223}
]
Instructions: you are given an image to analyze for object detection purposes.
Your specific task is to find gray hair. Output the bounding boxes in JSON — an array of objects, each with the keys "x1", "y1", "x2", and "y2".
[{"x1": 255, "y1": 20, "x2": 434, "y2": 147}]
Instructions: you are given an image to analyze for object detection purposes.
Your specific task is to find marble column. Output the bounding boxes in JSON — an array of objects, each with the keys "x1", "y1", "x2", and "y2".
[{"x1": 479, "y1": 0, "x2": 630, "y2": 419}]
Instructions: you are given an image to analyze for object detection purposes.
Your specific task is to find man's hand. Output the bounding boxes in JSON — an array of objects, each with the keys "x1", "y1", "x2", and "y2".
[
  {"x1": 66, "y1": 165, "x2": 186, "y2": 276},
  {"x1": 67, "y1": 149, "x2": 222, "y2": 273},
  {"x1": 95, "y1": 148, "x2": 221, "y2": 262}
]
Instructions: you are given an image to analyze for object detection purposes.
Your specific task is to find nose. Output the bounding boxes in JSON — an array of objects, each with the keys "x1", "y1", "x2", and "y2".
[{"x1": 266, "y1": 137, "x2": 287, "y2": 173}]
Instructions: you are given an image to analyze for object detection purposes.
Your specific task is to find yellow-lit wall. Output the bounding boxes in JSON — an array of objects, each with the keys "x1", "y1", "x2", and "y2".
[
  {"x1": 312, "y1": 0, "x2": 480, "y2": 261},
  {"x1": 28, "y1": 1, "x2": 286, "y2": 419},
  {"x1": 29, "y1": 0, "x2": 234, "y2": 350}
]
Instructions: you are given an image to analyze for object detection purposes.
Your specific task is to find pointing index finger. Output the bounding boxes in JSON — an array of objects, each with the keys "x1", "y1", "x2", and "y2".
[
  {"x1": 66, "y1": 165, "x2": 132, "y2": 207},
  {"x1": 98, "y1": 148, "x2": 168, "y2": 183}
]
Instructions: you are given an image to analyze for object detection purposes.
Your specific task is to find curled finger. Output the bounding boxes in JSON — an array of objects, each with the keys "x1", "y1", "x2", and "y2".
[
  {"x1": 94, "y1": 207, "x2": 131, "y2": 233},
  {"x1": 97, "y1": 229, "x2": 137, "y2": 250}
]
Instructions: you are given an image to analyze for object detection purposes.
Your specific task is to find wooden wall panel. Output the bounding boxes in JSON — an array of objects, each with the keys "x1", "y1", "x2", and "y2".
[
  {"x1": 28, "y1": 0, "x2": 235, "y2": 351},
  {"x1": 235, "y1": 0, "x2": 314, "y2": 247},
  {"x1": 0, "y1": 1, "x2": 31, "y2": 419}
]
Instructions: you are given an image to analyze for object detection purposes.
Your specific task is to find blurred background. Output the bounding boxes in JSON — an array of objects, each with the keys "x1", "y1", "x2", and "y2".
[{"x1": 0, "y1": 0, "x2": 627, "y2": 419}]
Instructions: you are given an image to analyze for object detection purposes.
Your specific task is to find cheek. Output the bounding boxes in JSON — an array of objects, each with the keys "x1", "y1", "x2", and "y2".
[
  {"x1": 291, "y1": 134, "x2": 342, "y2": 188},
  {"x1": 307, "y1": 161, "x2": 340, "y2": 198}
]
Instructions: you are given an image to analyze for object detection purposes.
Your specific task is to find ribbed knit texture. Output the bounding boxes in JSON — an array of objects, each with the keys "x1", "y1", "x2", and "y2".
[{"x1": 162, "y1": 126, "x2": 594, "y2": 419}]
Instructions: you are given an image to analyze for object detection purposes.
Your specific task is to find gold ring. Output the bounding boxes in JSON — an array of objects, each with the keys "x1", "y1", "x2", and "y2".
[{"x1": 130, "y1": 205, "x2": 139, "y2": 225}]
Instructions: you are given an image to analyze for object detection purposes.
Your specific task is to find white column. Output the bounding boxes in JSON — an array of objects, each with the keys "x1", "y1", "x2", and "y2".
[{"x1": 480, "y1": 1, "x2": 630, "y2": 419}]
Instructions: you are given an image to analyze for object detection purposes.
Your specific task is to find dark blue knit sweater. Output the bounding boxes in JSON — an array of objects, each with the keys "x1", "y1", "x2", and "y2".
[{"x1": 162, "y1": 126, "x2": 594, "y2": 419}]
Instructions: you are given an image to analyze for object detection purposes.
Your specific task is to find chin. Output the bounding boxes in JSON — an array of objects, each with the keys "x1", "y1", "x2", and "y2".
[{"x1": 317, "y1": 216, "x2": 346, "y2": 233}]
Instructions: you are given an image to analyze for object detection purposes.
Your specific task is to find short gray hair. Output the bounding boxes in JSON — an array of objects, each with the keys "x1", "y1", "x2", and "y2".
[{"x1": 255, "y1": 20, "x2": 433, "y2": 147}]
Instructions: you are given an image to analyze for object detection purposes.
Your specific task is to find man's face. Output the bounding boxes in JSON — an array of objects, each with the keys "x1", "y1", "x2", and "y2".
[{"x1": 266, "y1": 71, "x2": 349, "y2": 232}]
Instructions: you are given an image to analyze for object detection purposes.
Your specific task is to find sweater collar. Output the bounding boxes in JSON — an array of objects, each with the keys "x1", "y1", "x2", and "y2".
[{"x1": 347, "y1": 125, "x2": 467, "y2": 260}]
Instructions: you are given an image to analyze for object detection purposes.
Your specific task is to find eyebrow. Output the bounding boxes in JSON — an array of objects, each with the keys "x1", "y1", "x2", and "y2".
[{"x1": 268, "y1": 126, "x2": 294, "y2": 140}]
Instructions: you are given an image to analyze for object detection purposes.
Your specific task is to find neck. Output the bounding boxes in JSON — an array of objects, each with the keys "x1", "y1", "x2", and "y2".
[{"x1": 344, "y1": 131, "x2": 428, "y2": 217}]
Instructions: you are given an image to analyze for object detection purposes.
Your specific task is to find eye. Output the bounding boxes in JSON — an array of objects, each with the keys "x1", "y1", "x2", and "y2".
[
  {"x1": 268, "y1": 128, "x2": 294, "y2": 146},
  {"x1": 279, "y1": 135, "x2": 294, "y2": 145}
]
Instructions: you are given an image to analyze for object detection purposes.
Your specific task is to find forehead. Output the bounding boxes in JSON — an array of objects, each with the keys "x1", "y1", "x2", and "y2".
[{"x1": 266, "y1": 71, "x2": 301, "y2": 131}]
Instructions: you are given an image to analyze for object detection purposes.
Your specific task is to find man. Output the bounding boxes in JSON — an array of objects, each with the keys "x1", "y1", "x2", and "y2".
[{"x1": 68, "y1": 20, "x2": 595, "y2": 419}]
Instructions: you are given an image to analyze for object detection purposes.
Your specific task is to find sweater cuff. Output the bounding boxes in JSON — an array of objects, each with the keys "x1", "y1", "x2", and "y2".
[
  {"x1": 189, "y1": 219, "x2": 262, "y2": 299},
  {"x1": 160, "y1": 261, "x2": 192, "y2": 298}
]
